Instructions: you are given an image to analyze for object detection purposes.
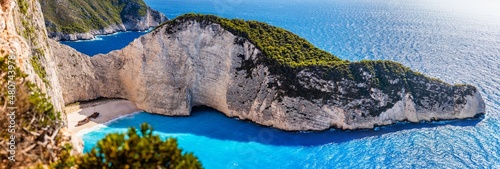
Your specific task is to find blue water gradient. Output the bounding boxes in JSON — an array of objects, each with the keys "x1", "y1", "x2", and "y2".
[
  {"x1": 71, "y1": 0, "x2": 500, "y2": 168},
  {"x1": 81, "y1": 110, "x2": 488, "y2": 169}
]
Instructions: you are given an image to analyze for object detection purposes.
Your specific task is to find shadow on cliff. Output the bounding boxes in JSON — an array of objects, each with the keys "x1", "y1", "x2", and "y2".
[{"x1": 103, "y1": 107, "x2": 483, "y2": 146}]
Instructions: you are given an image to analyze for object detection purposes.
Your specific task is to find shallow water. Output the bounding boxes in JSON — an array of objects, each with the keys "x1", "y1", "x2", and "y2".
[{"x1": 71, "y1": 0, "x2": 500, "y2": 168}]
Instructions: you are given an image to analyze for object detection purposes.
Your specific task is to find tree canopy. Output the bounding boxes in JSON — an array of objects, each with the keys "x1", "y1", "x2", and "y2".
[{"x1": 76, "y1": 123, "x2": 202, "y2": 169}]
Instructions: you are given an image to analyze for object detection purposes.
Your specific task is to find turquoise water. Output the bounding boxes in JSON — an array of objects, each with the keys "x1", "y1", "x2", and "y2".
[
  {"x1": 73, "y1": 0, "x2": 500, "y2": 168},
  {"x1": 82, "y1": 110, "x2": 484, "y2": 168}
]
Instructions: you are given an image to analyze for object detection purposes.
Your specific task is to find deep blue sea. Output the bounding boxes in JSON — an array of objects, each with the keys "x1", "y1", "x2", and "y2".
[{"x1": 70, "y1": 0, "x2": 500, "y2": 168}]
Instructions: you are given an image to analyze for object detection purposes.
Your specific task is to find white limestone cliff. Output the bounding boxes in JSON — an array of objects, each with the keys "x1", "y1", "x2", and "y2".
[{"x1": 51, "y1": 20, "x2": 486, "y2": 131}]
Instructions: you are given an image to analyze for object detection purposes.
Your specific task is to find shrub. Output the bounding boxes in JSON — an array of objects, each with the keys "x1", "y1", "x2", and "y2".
[
  {"x1": 0, "y1": 54, "x2": 64, "y2": 167},
  {"x1": 158, "y1": 13, "x2": 342, "y2": 68},
  {"x1": 76, "y1": 123, "x2": 202, "y2": 169}
]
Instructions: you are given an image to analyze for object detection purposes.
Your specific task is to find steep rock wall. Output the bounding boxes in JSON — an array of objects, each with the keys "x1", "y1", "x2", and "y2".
[
  {"x1": 1, "y1": 0, "x2": 76, "y2": 166},
  {"x1": 52, "y1": 20, "x2": 486, "y2": 131},
  {"x1": 2, "y1": 0, "x2": 64, "y2": 113}
]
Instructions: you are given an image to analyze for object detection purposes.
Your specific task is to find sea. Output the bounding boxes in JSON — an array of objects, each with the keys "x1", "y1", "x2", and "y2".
[{"x1": 63, "y1": 0, "x2": 500, "y2": 168}]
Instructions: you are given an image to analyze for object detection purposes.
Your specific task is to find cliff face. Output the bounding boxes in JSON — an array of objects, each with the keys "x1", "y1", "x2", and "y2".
[
  {"x1": 52, "y1": 19, "x2": 486, "y2": 131},
  {"x1": 1, "y1": 0, "x2": 73, "y2": 166},
  {"x1": 2, "y1": 0, "x2": 64, "y2": 114},
  {"x1": 40, "y1": 0, "x2": 168, "y2": 41},
  {"x1": 0, "y1": 0, "x2": 488, "y2": 165}
]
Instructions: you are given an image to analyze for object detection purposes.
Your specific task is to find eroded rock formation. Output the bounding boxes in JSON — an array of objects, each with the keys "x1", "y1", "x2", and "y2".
[{"x1": 52, "y1": 19, "x2": 486, "y2": 131}]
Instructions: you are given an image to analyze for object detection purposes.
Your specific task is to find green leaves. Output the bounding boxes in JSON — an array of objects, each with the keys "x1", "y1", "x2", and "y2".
[
  {"x1": 41, "y1": 0, "x2": 149, "y2": 34},
  {"x1": 154, "y1": 14, "x2": 460, "y2": 115},
  {"x1": 77, "y1": 123, "x2": 203, "y2": 169},
  {"x1": 17, "y1": 0, "x2": 29, "y2": 14},
  {"x1": 160, "y1": 13, "x2": 342, "y2": 68}
]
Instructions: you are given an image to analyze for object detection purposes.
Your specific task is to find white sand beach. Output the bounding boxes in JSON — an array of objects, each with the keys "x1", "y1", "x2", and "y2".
[{"x1": 66, "y1": 99, "x2": 141, "y2": 134}]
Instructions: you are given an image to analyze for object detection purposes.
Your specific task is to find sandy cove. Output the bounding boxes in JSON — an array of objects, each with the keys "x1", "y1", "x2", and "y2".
[
  {"x1": 64, "y1": 99, "x2": 141, "y2": 153},
  {"x1": 65, "y1": 99, "x2": 141, "y2": 134}
]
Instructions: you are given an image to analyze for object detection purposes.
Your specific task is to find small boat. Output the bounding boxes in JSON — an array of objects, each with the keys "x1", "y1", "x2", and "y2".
[
  {"x1": 89, "y1": 112, "x2": 99, "y2": 119},
  {"x1": 75, "y1": 112, "x2": 99, "y2": 127},
  {"x1": 76, "y1": 118, "x2": 90, "y2": 127}
]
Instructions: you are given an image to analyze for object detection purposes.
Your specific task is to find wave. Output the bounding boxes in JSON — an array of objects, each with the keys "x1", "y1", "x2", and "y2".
[
  {"x1": 70, "y1": 36, "x2": 104, "y2": 42},
  {"x1": 75, "y1": 111, "x2": 143, "y2": 137}
]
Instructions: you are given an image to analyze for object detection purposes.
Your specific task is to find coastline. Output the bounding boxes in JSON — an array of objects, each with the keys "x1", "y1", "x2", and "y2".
[
  {"x1": 46, "y1": 3, "x2": 169, "y2": 41},
  {"x1": 52, "y1": 27, "x2": 156, "y2": 42},
  {"x1": 65, "y1": 99, "x2": 142, "y2": 134},
  {"x1": 64, "y1": 99, "x2": 141, "y2": 154}
]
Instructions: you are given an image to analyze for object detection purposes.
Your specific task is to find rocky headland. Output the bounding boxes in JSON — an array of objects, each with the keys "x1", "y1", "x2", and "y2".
[
  {"x1": 40, "y1": 0, "x2": 168, "y2": 41},
  {"x1": 51, "y1": 14, "x2": 486, "y2": 131},
  {"x1": 0, "y1": 0, "x2": 487, "y2": 166}
]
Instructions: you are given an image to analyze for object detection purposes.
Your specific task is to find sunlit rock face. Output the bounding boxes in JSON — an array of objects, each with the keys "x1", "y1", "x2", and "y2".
[
  {"x1": 1, "y1": 0, "x2": 65, "y2": 112},
  {"x1": 52, "y1": 20, "x2": 485, "y2": 131}
]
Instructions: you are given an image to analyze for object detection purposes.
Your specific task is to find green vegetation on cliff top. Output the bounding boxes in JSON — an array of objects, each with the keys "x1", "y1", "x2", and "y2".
[
  {"x1": 40, "y1": 0, "x2": 148, "y2": 34},
  {"x1": 157, "y1": 14, "x2": 448, "y2": 82},
  {"x1": 158, "y1": 14, "x2": 344, "y2": 68},
  {"x1": 156, "y1": 14, "x2": 477, "y2": 116}
]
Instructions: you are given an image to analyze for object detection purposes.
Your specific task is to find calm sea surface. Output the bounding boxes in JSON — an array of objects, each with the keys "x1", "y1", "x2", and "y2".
[{"x1": 69, "y1": 0, "x2": 500, "y2": 168}]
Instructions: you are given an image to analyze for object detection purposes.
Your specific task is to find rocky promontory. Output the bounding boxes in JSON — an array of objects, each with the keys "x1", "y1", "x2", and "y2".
[
  {"x1": 51, "y1": 14, "x2": 486, "y2": 131},
  {"x1": 0, "y1": 0, "x2": 488, "y2": 166},
  {"x1": 40, "y1": 0, "x2": 168, "y2": 41}
]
